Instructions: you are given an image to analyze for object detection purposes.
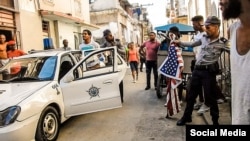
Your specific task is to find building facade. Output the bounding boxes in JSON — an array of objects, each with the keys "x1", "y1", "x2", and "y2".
[
  {"x1": 90, "y1": 0, "x2": 151, "y2": 46},
  {"x1": 0, "y1": 0, "x2": 99, "y2": 52}
]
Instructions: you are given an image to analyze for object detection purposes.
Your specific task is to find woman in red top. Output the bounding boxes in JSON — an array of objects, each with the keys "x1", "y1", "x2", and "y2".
[{"x1": 127, "y1": 42, "x2": 140, "y2": 83}]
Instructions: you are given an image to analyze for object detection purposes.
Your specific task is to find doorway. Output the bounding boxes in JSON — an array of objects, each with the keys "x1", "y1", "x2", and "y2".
[{"x1": 0, "y1": 29, "x2": 12, "y2": 42}]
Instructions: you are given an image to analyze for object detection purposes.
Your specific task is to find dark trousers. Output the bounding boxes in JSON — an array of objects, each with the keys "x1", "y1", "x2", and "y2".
[
  {"x1": 146, "y1": 60, "x2": 158, "y2": 87},
  {"x1": 190, "y1": 59, "x2": 204, "y2": 103},
  {"x1": 183, "y1": 69, "x2": 219, "y2": 123},
  {"x1": 140, "y1": 58, "x2": 146, "y2": 71},
  {"x1": 216, "y1": 83, "x2": 225, "y2": 100}
]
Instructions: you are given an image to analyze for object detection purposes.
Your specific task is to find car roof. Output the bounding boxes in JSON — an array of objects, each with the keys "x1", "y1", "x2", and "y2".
[{"x1": 17, "y1": 49, "x2": 80, "y2": 59}]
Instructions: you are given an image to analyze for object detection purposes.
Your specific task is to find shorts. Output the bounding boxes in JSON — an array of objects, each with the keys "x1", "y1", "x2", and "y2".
[{"x1": 129, "y1": 61, "x2": 138, "y2": 71}]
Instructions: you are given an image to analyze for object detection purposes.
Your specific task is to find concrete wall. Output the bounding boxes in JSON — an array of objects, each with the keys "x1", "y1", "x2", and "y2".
[
  {"x1": 90, "y1": 0, "x2": 144, "y2": 45},
  {"x1": 187, "y1": 0, "x2": 220, "y2": 23},
  {"x1": 90, "y1": 0, "x2": 119, "y2": 11},
  {"x1": 38, "y1": 0, "x2": 71, "y2": 14},
  {"x1": 18, "y1": 0, "x2": 44, "y2": 52},
  {"x1": 187, "y1": 0, "x2": 207, "y2": 25},
  {"x1": 38, "y1": 0, "x2": 90, "y2": 22},
  {"x1": 16, "y1": 0, "x2": 91, "y2": 51},
  {"x1": 57, "y1": 21, "x2": 79, "y2": 49}
]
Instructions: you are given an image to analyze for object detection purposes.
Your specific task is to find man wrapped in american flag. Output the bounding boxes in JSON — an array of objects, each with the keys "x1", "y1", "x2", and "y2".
[{"x1": 158, "y1": 26, "x2": 184, "y2": 117}]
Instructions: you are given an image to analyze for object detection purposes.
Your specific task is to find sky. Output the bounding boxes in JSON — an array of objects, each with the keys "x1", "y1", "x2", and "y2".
[{"x1": 128, "y1": 0, "x2": 169, "y2": 28}]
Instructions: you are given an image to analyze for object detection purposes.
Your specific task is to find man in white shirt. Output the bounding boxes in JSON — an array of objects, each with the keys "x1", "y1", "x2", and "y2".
[
  {"x1": 79, "y1": 29, "x2": 100, "y2": 56},
  {"x1": 190, "y1": 15, "x2": 207, "y2": 112}
]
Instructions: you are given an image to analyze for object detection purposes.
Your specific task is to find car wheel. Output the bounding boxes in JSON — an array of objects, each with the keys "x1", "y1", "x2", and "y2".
[
  {"x1": 119, "y1": 80, "x2": 124, "y2": 103},
  {"x1": 35, "y1": 106, "x2": 60, "y2": 141}
]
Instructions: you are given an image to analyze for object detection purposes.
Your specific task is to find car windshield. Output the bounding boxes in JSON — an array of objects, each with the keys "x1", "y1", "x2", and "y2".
[{"x1": 0, "y1": 56, "x2": 57, "y2": 82}]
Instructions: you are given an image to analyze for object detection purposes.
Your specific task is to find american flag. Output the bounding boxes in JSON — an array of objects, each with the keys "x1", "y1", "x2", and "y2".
[
  {"x1": 158, "y1": 45, "x2": 184, "y2": 89},
  {"x1": 158, "y1": 44, "x2": 184, "y2": 117},
  {"x1": 165, "y1": 79, "x2": 181, "y2": 116}
]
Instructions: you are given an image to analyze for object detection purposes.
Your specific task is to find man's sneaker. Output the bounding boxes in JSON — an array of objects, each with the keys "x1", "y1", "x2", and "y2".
[
  {"x1": 217, "y1": 98, "x2": 224, "y2": 104},
  {"x1": 145, "y1": 86, "x2": 150, "y2": 90},
  {"x1": 193, "y1": 102, "x2": 203, "y2": 110},
  {"x1": 133, "y1": 79, "x2": 136, "y2": 83},
  {"x1": 197, "y1": 104, "x2": 210, "y2": 114}
]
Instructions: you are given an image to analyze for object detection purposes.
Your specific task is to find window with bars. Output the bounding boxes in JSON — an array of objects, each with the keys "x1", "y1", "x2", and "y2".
[
  {"x1": 0, "y1": 10, "x2": 14, "y2": 27},
  {"x1": 42, "y1": 20, "x2": 49, "y2": 33}
]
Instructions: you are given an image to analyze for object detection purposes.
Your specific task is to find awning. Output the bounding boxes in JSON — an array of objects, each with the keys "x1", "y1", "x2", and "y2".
[
  {"x1": 155, "y1": 23, "x2": 195, "y2": 34},
  {"x1": 40, "y1": 10, "x2": 99, "y2": 30}
]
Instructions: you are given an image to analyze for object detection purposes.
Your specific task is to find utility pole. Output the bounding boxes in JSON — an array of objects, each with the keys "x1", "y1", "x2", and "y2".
[{"x1": 138, "y1": 3, "x2": 153, "y2": 42}]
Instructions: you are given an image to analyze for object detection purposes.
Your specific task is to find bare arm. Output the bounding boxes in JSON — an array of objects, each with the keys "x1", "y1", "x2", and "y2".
[
  {"x1": 172, "y1": 39, "x2": 202, "y2": 48},
  {"x1": 136, "y1": 50, "x2": 140, "y2": 62},
  {"x1": 178, "y1": 40, "x2": 202, "y2": 48}
]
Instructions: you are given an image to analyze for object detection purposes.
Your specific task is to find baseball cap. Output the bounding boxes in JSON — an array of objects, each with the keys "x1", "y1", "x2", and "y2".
[
  {"x1": 205, "y1": 16, "x2": 221, "y2": 26},
  {"x1": 8, "y1": 40, "x2": 16, "y2": 45}
]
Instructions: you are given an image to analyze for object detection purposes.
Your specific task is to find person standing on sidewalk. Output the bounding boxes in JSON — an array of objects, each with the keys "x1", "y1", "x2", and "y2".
[
  {"x1": 127, "y1": 42, "x2": 140, "y2": 83},
  {"x1": 174, "y1": 16, "x2": 230, "y2": 126},
  {"x1": 219, "y1": 0, "x2": 250, "y2": 124},
  {"x1": 60, "y1": 39, "x2": 71, "y2": 51},
  {"x1": 141, "y1": 32, "x2": 160, "y2": 90},
  {"x1": 190, "y1": 15, "x2": 208, "y2": 113}
]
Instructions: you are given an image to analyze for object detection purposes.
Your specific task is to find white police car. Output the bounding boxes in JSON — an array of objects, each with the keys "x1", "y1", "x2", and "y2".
[{"x1": 0, "y1": 47, "x2": 127, "y2": 141}]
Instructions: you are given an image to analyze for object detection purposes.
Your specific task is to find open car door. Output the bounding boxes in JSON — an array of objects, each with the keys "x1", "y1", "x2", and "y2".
[{"x1": 60, "y1": 47, "x2": 122, "y2": 117}]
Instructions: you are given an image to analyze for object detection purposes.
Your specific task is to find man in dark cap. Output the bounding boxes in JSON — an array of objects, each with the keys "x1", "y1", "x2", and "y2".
[
  {"x1": 101, "y1": 29, "x2": 126, "y2": 60},
  {"x1": 101, "y1": 29, "x2": 126, "y2": 103},
  {"x1": 173, "y1": 16, "x2": 230, "y2": 126}
]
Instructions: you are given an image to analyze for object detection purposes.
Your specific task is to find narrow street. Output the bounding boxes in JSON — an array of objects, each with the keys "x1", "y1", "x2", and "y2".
[
  {"x1": 57, "y1": 68, "x2": 185, "y2": 141},
  {"x1": 57, "y1": 68, "x2": 231, "y2": 141}
]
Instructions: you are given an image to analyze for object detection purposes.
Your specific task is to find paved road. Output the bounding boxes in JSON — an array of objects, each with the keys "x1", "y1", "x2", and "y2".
[{"x1": 57, "y1": 68, "x2": 231, "y2": 141}]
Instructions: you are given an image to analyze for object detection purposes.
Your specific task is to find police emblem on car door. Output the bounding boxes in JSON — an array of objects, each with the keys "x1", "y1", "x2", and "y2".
[{"x1": 60, "y1": 47, "x2": 122, "y2": 116}]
